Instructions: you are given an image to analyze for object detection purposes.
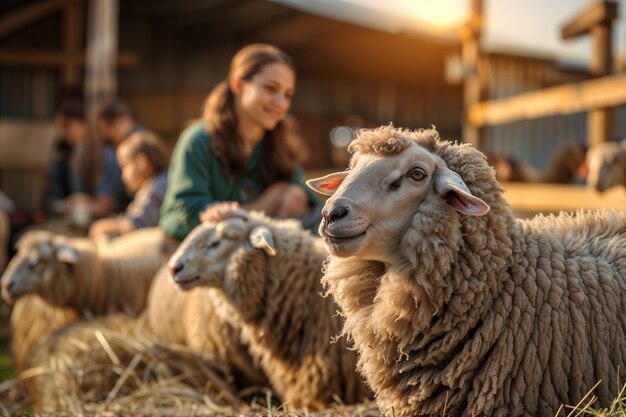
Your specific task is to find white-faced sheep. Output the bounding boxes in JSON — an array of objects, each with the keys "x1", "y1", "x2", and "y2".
[
  {"x1": 1, "y1": 227, "x2": 165, "y2": 372},
  {"x1": 145, "y1": 266, "x2": 267, "y2": 388},
  {"x1": 167, "y1": 210, "x2": 370, "y2": 410},
  {"x1": 586, "y1": 139, "x2": 626, "y2": 192},
  {"x1": 307, "y1": 125, "x2": 626, "y2": 417},
  {"x1": 1, "y1": 227, "x2": 165, "y2": 316}
]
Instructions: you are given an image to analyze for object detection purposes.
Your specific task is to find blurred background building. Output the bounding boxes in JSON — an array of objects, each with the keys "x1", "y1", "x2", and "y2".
[{"x1": 1, "y1": 0, "x2": 626, "y2": 214}]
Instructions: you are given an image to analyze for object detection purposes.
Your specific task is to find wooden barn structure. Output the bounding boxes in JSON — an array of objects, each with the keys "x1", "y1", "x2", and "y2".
[{"x1": 0, "y1": 0, "x2": 625, "y2": 216}]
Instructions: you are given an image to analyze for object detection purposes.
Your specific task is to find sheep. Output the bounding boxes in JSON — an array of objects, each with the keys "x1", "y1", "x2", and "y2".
[
  {"x1": 1, "y1": 227, "x2": 165, "y2": 373},
  {"x1": 586, "y1": 139, "x2": 626, "y2": 192},
  {"x1": 9, "y1": 295, "x2": 78, "y2": 373},
  {"x1": 167, "y1": 210, "x2": 370, "y2": 410},
  {"x1": 1, "y1": 227, "x2": 165, "y2": 316},
  {"x1": 307, "y1": 125, "x2": 626, "y2": 417},
  {"x1": 19, "y1": 312, "x2": 239, "y2": 412},
  {"x1": 144, "y1": 265, "x2": 266, "y2": 388}
]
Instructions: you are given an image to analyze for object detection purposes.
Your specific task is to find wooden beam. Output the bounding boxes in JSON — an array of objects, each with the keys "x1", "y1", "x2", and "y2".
[
  {"x1": 561, "y1": 0, "x2": 618, "y2": 39},
  {"x1": 0, "y1": 0, "x2": 64, "y2": 39},
  {"x1": 502, "y1": 182, "x2": 626, "y2": 213},
  {"x1": 468, "y1": 72, "x2": 626, "y2": 127},
  {"x1": 0, "y1": 49, "x2": 137, "y2": 68},
  {"x1": 461, "y1": 0, "x2": 486, "y2": 148},
  {"x1": 62, "y1": 0, "x2": 83, "y2": 85}
]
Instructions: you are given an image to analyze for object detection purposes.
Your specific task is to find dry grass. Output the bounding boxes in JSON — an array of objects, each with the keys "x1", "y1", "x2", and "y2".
[
  {"x1": 556, "y1": 380, "x2": 626, "y2": 417},
  {"x1": 0, "y1": 315, "x2": 622, "y2": 417},
  {"x1": 0, "y1": 322, "x2": 379, "y2": 417}
]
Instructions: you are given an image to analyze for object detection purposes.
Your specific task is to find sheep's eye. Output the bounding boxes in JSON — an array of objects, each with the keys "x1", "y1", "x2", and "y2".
[
  {"x1": 408, "y1": 167, "x2": 426, "y2": 182},
  {"x1": 207, "y1": 240, "x2": 221, "y2": 250},
  {"x1": 389, "y1": 178, "x2": 402, "y2": 191},
  {"x1": 27, "y1": 259, "x2": 38, "y2": 270}
]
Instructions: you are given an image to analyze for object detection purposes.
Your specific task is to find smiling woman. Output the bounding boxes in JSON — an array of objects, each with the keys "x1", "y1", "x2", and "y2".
[{"x1": 159, "y1": 44, "x2": 321, "y2": 241}]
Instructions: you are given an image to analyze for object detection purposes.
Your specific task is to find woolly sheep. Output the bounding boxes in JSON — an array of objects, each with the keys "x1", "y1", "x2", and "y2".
[
  {"x1": 0, "y1": 194, "x2": 77, "y2": 373},
  {"x1": 1, "y1": 227, "x2": 165, "y2": 316},
  {"x1": 145, "y1": 266, "x2": 266, "y2": 388},
  {"x1": 19, "y1": 313, "x2": 236, "y2": 412},
  {"x1": 307, "y1": 125, "x2": 626, "y2": 417},
  {"x1": 167, "y1": 210, "x2": 370, "y2": 410},
  {"x1": 9, "y1": 296, "x2": 78, "y2": 372},
  {"x1": 586, "y1": 139, "x2": 626, "y2": 192},
  {"x1": 1, "y1": 227, "x2": 165, "y2": 372}
]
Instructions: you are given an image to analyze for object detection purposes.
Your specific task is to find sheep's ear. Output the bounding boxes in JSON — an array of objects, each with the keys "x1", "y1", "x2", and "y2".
[
  {"x1": 249, "y1": 226, "x2": 277, "y2": 256},
  {"x1": 434, "y1": 167, "x2": 490, "y2": 216},
  {"x1": 56, "y1": 244, "x2": 79, "y2": 264},
  {"x1": 306, "y1": 171, "x2": 349, "y2": 196}
]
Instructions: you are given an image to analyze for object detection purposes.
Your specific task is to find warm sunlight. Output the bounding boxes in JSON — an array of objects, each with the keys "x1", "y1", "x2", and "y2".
[
  {"x1": 397, "y1": 0, "x2": 469, "y2": 29},
  {"x1": 351, "y1": 0, "x2": 469, "y2": 30}
]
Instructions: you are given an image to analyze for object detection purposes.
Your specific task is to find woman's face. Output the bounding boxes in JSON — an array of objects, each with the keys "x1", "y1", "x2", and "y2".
[{"x1": 235, "y1": 62, "x2": 295, "y2": 131}]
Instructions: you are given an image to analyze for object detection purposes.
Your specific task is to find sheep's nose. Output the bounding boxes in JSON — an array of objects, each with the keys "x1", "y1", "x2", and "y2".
[
  {"x1": 323, "y1": 204, "x2": 349, "y2": 224},
  {"x1": 1, "y1": 279, "x2": 12, "y2": 293},
  {"x1": 169, "y1": 262, "x2": 184, "y2": 276}
]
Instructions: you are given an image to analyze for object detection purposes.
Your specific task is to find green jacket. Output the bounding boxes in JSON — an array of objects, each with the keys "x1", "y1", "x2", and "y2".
[{"x1": 160, "y1": 121, "x2": 319, "y2": 239}]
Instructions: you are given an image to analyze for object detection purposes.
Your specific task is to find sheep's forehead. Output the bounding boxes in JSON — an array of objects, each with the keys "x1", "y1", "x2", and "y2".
[
  {"x1": 350, "y1": 142, "x2": 439, "y2": 181},
  {"x1": 216, "y1": 218, "x2": 249, "y2": 239},
  {"x1": 19, "y1": 237, "x2": 55, "y2": 260}
]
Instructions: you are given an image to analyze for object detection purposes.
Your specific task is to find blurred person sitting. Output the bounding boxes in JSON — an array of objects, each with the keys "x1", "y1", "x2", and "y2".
[
  {"x1": 159, "y1": 43, "x2": 321, "y2": 241},
  {"x1": 89, "y1": 131, "x2": 169, "y2": 241},
  {"x1": 45, "y1": 100, "x2": 128, "y2": 225},
  {"x1": 97, "y1": 100, "x2": 145, "y2": 148}
]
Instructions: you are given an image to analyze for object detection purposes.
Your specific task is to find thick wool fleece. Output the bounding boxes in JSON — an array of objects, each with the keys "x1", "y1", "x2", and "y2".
[
  {"x1": 145, "y1": 266, "x2": 265, "y2": 388},
  {"x1": 322, "y1": 130, "x2": 626, "y2": 417},
  {"x1": 211, "y1": 212, "x2": 370, "y2": 409},
  {"x1": 7, "y1": 228, "x2": 163, "y2": 316},
  {"x1": 10, "y1": 295, "x2": 78, "y2": 372}
]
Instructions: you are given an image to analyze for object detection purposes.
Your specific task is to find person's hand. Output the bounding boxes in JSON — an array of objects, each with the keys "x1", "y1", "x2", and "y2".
[
  {"x1": 199, "y1": 201, "x2": 242, "y2": 223},
  {"x1": 88, "y1": 218, "x2": 116, "y2": 241},
  {"x1": 88, "y1": 218, "x2": 133, "y2": 241}
]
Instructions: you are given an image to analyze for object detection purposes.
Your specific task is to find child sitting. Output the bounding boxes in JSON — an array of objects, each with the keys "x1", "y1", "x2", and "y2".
[{"x1": 89, "y1": 131, "x2": 168, "y2": 240}]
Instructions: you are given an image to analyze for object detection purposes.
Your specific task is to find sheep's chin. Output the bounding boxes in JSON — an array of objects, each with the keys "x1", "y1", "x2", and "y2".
[
  {"x1": 323, "y1": 231, "x2": 367, "y2": 257},
  {"x1": 171, "y1": 274, "x2": 202, "y2": 291}
]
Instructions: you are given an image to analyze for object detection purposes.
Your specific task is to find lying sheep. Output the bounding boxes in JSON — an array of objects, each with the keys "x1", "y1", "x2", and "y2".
[
  {"x1": 307, "y1": 125, "x2": 626, "y2": 417},
  {"x1": 145, "y1": 266, "x2": 266, "y2": 388},
  {"x1": 10, "y1": 295, "x2": 78, "y2": 372},
  {"x1": 0, "y1": 194, "x2": 78, "y2": 373},
  {"x1": 19, "y1": 312, "x2": 239, "y2": 412},
  {"x1": 1, "y1": 227, "x2": 165, "y2": 316},
  {"x1": 586, "y1": 139, "x2": 626, "y2": 192},
  {"x1": 168, "y1": 210, "x2": 369, "y2": 409},
  {"x1": 1, "y1": 227, "x2": 165, "y2": 371}
]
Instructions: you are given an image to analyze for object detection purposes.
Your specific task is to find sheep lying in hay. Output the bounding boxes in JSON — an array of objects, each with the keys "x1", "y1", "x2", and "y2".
[
  {"x1": 1, "y1": 227, "x2": 165, "y2": 316},
  {"x1": 9, "y1": 295, "x2": 78, "y2": 372},
  {"x1": 586, "y1": 139, "x2": 626, "y2": 192},
  {"x1": 1, "y1": 227, "x2": 165, "y2": 373},
  {"x1": 168, "y1": 210, "x2": 370, "y2": 410},
  {"x1": 145, "y1": 266, "x2": 267, "y2": 389},
  {"x1": 18, "y1": 313, "x2": 241, "y2": 412},
  {"x1": 307, "y1": 125, "x2": 626, "y2": 417}
]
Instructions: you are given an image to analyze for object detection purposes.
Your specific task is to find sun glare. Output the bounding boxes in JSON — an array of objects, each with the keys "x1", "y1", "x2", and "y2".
[
  {"x1": 398, "y1": 0, "x2": 468, "y2": 29},
  {"x1": 352, "y1": 0, "x2": 469, "y2": 31}
]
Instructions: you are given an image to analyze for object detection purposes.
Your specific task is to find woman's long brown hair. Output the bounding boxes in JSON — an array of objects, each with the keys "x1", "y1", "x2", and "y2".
[{"x1": 202, "y1": 44, "x2": 304, "y2": 185}]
